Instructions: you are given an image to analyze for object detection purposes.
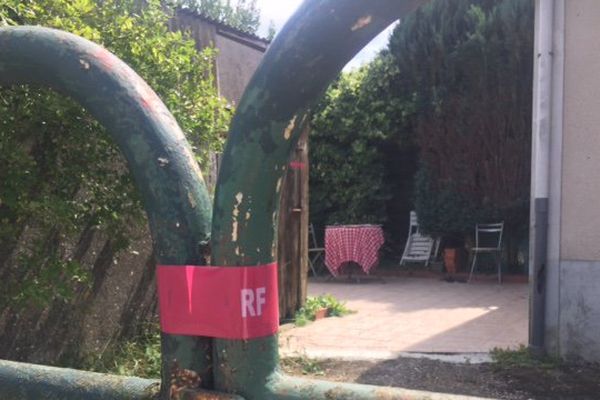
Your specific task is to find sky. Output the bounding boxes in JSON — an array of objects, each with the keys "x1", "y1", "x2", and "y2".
[{"x1": 254, "y1": 0, "x2": 398, "y2": 70}]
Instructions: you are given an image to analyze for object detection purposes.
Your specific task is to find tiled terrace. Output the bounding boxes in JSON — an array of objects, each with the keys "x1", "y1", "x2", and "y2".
[{"x1": 280, "y1": 277, "x2": 528, "y2": 359}]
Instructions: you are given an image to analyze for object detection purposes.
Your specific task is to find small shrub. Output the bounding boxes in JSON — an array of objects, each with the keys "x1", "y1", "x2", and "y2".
[{"x1": 294, "y1": 294, "x2": 352, "y2": 326}]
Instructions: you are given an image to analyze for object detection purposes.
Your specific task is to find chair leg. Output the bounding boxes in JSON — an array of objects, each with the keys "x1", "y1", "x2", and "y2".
[
  {"x1": 309, "y1": 253, "x2": 322, "y2": 277},
  {"x1": 497, "y1": 252, "x2": 502, "y2": 285},
  {"x1": 468, "y1": 253, "x2": 478, "y2": 283},
  {"x1": 309, "y1": 258, "x2": 318, "y2": 277}
]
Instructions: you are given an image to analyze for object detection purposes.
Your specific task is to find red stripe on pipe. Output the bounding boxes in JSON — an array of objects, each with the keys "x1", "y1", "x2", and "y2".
[
  {"x1": 157, "y1": 263, "x2": 279, "y2": 339},
  {"x1": 289, "y1": 161, "x2": 306, "y2": 170}
]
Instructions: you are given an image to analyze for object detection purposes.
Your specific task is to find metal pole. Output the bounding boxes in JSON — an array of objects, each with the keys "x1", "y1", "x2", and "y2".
[
  {"x1": 208, "y1": 1, "x2": 491, "y2": 399},
  {"x1": 529, "y1": 0, "x2": 555, "y2": 354},
  {"x1": 0, "y1": 359, "x2": 244, "y2": 400},
  {"x1": 0, "y1": 26, "x2": 214, "y2": 397},
  {"x1": 0, "y1": 359, "x2": 158, "y2": 400}
]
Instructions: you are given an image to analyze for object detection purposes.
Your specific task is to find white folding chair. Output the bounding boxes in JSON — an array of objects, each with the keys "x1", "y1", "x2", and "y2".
[
  {"x1": 308, "y1": 223, "x2": 324, "y2": 276},
  {"x1": 468, "y1": 222, "x2": 504, "y2": 284},
  {"x1": 400, "y1": 211, "x2": 438, "y2": 267}
]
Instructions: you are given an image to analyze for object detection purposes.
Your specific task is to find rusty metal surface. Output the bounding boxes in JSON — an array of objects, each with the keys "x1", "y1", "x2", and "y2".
[{"x1": 0, "y1": 26, "x2": 214, "y2": 397}]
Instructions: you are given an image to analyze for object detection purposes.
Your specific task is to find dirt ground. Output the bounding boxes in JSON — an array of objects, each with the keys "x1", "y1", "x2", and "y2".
[{"x1": 281, "y1": 356, "x2": 600, "y2": 400}]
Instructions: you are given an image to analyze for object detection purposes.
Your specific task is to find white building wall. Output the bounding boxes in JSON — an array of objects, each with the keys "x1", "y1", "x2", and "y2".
[
  {"x1": 556, "y1": 0, "x2": 600, "y2": 361},
  {"x1": 538, "y1": 0, "x2": 600, "y2": 361}
]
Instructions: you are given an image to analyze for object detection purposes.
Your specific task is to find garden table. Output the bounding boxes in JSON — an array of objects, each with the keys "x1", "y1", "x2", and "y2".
[{"x1": 324, "y1": 224, "x2": 384, "y2": 277}]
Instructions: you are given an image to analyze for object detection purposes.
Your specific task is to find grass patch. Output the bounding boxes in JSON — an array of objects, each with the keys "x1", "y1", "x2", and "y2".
[
  {"x1": 281, "y1": 355, "x2": 325, "y2": 376},
  {"x1": 83, "y1": 323, "x2": 162, "y2": 378},
  {"x1": 491, "y1": 345, "x2": 561, "y2": 370},
  {"x1": 294, "y1": 294, "x2": 353, "y2": 327}
]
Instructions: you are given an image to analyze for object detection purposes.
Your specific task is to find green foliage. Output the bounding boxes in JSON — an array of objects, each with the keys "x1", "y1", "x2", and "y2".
[
  {"x1": 0, "y1": 0, "x2": 230, "y2": 308},
  {"x1": 266, "y1": 20, "x2": 276, "y2": 41},
  {"x1": 312, "y1": 0, "x2": 533, "y2": 257},
  {"x1": 310, "y1": 56, "x2": 408, "y2": 228},
  {"x1": 414, "y1": 165, "x2": 480, "y2": 237},
  {"x1": 389, "y1": 0, "x2": 533, "y2": 240},
  {"x1": 294, "y1": 294, "x2": 352, "y2": 327},
  {"x1": 491, "y1": 345, "x2": 561, "y2": 370},
  {"x1": 281, "y1": 355, "x2": 325, "y2": 376},
  {"x1": 177, "y1": 0, "x2": 260, "y2": 34},
  {"x1": 83, "y1": 323, "x2": 162, "y2": 378}
]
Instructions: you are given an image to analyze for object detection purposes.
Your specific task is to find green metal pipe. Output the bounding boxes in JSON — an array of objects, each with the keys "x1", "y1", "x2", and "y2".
[
  {"x1": 0, "y1": 359, "x2": 245, "y2": 400},
  {"x1": 270, "y1": 372, "x2": 494, "y2": 400},
  {"x1": 0, "y1": 26, "x2": 213, "y2": 397},
  {"x1": 210, "y1": 1, "x2": 450, "y2": 399},
  {"x1": 0, "y1": 359, "x2": 159, "y2": 400}
]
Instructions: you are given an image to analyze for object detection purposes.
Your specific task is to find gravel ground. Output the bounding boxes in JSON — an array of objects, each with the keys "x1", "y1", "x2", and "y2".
[{"x1": 281, "y1": 356, "x2": 600, "y2": 400}]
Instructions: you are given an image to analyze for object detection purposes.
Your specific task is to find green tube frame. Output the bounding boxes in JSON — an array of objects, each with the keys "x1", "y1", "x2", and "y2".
[
  {"x1": 210, "y1": 0, "x2": 489, "y2": 399},
  {"x1": 0, "y1": 3, "x2": 498, "y2": 399},
  {"x1": 0, "y1": 26, "x2": 214, "y2": 398}
]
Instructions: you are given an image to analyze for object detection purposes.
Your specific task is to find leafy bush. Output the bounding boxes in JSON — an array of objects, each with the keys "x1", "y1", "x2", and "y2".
[
  {"x1": 309, "y1": 0, "x2": 533, "y2": 257},
  {"x1": 389, "y1": 0, "x2": 533, "y2": 245},
  {"x1": 413, "y1": 165, "x2": 481, "y2": 238},
  {"x1": 294, "y1": 294, "x2": 352, "y2": 327},
  {"x1": 310, "y1": 57, "x2": 408, "y2": 231},
  {"x1": 0, "y1": 0, "x2": 230, "y2": 308}
]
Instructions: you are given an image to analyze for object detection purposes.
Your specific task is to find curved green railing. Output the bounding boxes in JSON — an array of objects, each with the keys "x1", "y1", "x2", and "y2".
[
  {"x1": 208, "y1": 1, "x2": 484, "y2": 399},
  {"x1": 0, "y1": 2, "x2": 494, "y2": 399},
  {"x1": 0, "y1": 26, "x2": 216, "y2": 399}
]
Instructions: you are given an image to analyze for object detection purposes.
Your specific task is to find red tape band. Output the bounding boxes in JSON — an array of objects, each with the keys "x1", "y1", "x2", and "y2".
[
  {"x1": 289, "y1": 161, "x2": 306, "y2": 170},
  {"x1": 157, "y1": 263, "x2": 279, "y2": 339}
]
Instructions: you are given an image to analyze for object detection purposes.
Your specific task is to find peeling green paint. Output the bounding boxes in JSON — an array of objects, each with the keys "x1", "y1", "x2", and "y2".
[
  {"x1": 0, "y1": 26, "x2": 214, "y2": 398},
  {"x1": 1, "y1": 3, "x2": 501, "y2": 400}
]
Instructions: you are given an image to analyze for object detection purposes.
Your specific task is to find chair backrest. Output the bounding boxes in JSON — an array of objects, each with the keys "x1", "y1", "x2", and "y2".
[
  {"x1": 409, "y1": 211, "x2": 420, "y2": 235},
  {"x1": 309, "y1": 223, "x2": 319, "y2": 249},
  {"x1": 475, "y1": 222, "x2": 504, "y2": 250}
]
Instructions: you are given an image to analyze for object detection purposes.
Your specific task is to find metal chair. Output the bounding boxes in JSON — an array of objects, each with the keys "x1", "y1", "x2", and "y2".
[
  {"x1": 468, "y1": 222, "x2": 504, "y2": 284},
  {"x1": 400, "y1": 211, "x2": 439, "y2": 267},
  {"x1": 308, "y1": 223, "x2": 324, "y2": 276}
]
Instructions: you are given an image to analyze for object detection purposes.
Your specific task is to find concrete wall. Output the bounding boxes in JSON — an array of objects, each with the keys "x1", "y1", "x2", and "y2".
[
  {"x1": 170, "y1": 10, "x2": 268, "y2": 190},
  {"x1": 561, "y1": 1, "x2": 600, "y2": 260},
  {"x1": 557, "y1": 0, "x2": 600, "y2": 361},
  {"x1": 172, "y1": 10, "x2": 269, "y2": 106},
  {"x1": 215, "y1": 29, "x2": 268, "y2": 106},
  {"x1": 540, "y1": 0, "x2": 600, "y2": 362}
]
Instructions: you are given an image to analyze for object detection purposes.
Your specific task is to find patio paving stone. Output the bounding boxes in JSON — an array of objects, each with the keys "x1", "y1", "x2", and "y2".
[{"x1": 279, "y1": 277, "x2": 528, "y2": 359}]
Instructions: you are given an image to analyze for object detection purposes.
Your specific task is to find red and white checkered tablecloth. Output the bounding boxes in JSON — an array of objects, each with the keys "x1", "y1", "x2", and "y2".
[{"x1": 324, "y1": 225, "x2": 384, "y2": 276}]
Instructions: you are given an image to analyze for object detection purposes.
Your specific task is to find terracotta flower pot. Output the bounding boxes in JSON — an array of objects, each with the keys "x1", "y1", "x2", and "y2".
[
  {"x1": 443, "y1": 248, "x2": 460, "y2": 274},
  {"x1": 314, "y1": 308, "x2": 329, "y2": 320}
]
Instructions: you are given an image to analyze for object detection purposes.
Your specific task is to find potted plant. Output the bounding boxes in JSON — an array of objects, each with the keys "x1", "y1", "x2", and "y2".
[
  {"x1": 314, "y1": 307, "x2": 329, "y2": 320},
  {"x1": 443, "y1": 248, "x2": 460, "y2": 274},
  {"x1": 442, "y1": 236, "x2": 467, "y2": 274}
]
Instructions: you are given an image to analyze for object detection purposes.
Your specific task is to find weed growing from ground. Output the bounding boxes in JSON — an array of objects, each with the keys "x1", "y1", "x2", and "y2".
[{"x1": 491, "y1": 345, "x2": 561, "y2": 370}]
